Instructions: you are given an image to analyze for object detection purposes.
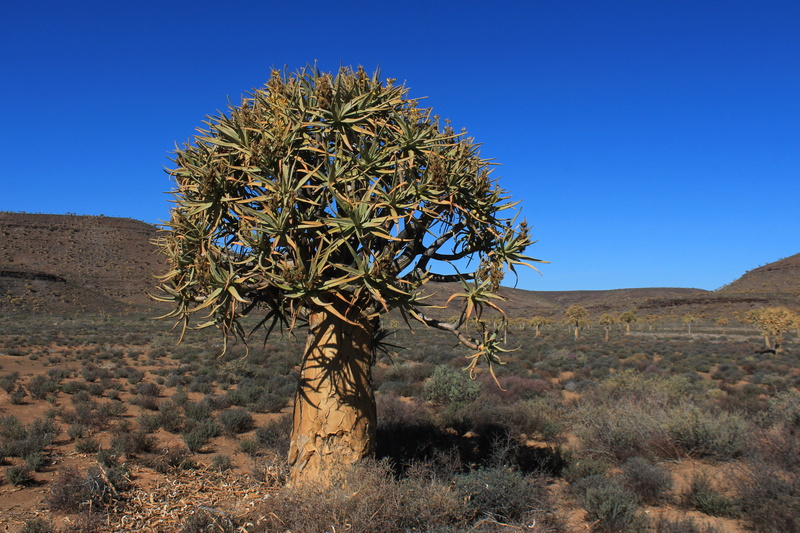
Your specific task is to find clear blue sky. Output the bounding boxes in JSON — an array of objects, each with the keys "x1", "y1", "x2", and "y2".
[{"x1": 2, "y1": 1, "x2": 798, "y2": 291}]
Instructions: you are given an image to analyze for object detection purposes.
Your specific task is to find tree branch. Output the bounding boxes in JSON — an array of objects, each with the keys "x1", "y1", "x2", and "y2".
[
  {"x1": 425, "y1": 273, "x2": 475, "y2": 283},
  {"x1": 411, "y1": 309, "x2": 479, "y2": 350}
]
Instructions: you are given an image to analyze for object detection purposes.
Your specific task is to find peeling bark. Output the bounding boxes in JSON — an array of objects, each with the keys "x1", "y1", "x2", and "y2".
[{"x1": 288, "y1": 307, "x2": 376, "y2": 483}]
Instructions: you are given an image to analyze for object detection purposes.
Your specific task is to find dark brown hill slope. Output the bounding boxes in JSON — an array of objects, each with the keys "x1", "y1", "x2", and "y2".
[
  {"x1": 719, "y1": 253, "x2": 800, "y2": 296},
  {"x1": 0, "y1": 213, "x2": 167, "y2": 315},
  {"x1": 1, "y1": 213, "x2": 797, "y2": 319}
]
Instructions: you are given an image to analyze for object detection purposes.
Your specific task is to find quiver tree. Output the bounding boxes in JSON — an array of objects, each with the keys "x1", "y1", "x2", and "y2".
[
  {"x1": 156, "y1": 65, "x2": 541, "y2": 482},
  {"x1": 748, "y1": 307, "x2": 799, "y2": 353},
  {"x1": 564, "y1": 305, "x2": 588, "y2": 340},
  {"x1": 618, "y1": 310, "x2": 637, "y2": 335},
  {"x1": 599, "y1": 313, "x2": 615, "y2": 342},
  {"x1": 530, "y1": 315, "x2": 548, "y2": 337},
  {"x1": 682, "y1": 314, "x2": 697, "y2": 334}
]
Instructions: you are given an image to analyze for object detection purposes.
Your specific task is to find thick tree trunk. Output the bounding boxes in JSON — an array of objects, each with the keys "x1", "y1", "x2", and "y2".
[{"x1": 288, "y1": 307, "x2": 376, "y2": 484}]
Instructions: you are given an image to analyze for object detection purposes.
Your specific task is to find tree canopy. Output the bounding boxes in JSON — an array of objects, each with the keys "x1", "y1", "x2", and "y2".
[{"x1": 156, "y1": 64, "x2": 541, "y2": 374}]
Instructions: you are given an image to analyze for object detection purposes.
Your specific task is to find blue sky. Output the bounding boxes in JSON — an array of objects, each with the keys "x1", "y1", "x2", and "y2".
[{"x1": 2, "y1": 0, "x2": 798, "y2": 291}]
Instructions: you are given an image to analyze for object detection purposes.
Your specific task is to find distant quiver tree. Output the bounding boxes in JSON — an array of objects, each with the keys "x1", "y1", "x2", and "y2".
[
  {"x1": 599, "y1": 313, "x2": 615, "y2": 342},
  {"x1": 748, "y1": 306, "x2": 799, "y2": 353},
  {"x1": 565, "y1": 304, "x2": 588, "y2": 340},
  {"x1": 618, "y1": 310, "x2": 637, "y2": 335},
  {"x1": 156, "y1": 65, "x2": 542, "y2": 482}
]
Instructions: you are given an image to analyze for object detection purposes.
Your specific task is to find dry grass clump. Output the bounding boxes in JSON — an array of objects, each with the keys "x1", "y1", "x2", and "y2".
[
  {"x1": 249, "y1": 458, "x2": 564, "y2": 533},
  {"x1": 571, "y1": 371, "x2": 751, "y2": 462},
  {"x1": 48, "y1": 465, "x2": 126, "y2": 514},
  {"x1": 651, "y1": 516, "x2": 722, "y2": 533},
  {"x1": 681, "y1": 471, "x2": 739, "y2": 519},
  {"x1": 620, "y1": 456, "x2": 673, "y2": 505}
]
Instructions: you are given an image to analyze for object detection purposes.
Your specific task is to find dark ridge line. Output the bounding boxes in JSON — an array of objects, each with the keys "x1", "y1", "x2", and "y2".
[{"x1": 0, "y1": 269, "x2": 67, "y2": 283}]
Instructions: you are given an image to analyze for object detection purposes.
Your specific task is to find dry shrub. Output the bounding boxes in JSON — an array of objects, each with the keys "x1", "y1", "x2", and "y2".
[
  {"x1": 110, "y1": 427, "x2": 156, "y2": 455},
  {"x1": 734, "y1": 458, "x2": 800, "y2": 533},
  {"x1": 62, "y1": 512, "x2": 104, "y2": 533},
  {"x1": 251, "y1": 458, "x2": 468, "y2": 533},
  {"x1": 255, "y1": 414, "x2": 292, "y2": 451},
  {"x1": 141, "y1": 446, "x2": 195, "y2": 473},
  {"x1": 572, "y1": 400, "x2": 673, "y2": 461},
  {"x1": 20, "y1": 518, "x2": 57, "y2": 533},
  {"x1": 652, "y1": 516, "x2": 722, "y2": 533},
  {"x1": 453, "y1": 466, "x2": 557, "y2": 524},
  {"x1": 181, "y1": 507, "x2": 238, "y2": 533},
  {"x1": 682, "y1": 471, "x2": 739, "y2": 518},
  {"x1": 573, "y1": 475, "x2": 648, "y2": 533},
  {"x1": 667, "y1": 405, "x2": 749, "y2": 460},
  {"x1": 621, "y1": 457, "x2": 673, "y2": 505},
  {"x1": 251, "y1": 457, "x2": 564, "y2": 533}
]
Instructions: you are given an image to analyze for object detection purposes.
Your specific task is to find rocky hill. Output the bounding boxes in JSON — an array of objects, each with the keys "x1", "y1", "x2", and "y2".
[
  {"x1": 718, "y1": 253, "x2": 800, "y2": 296},
  {"x1": 0, "y1": 213, "x2": 167, "y2": 315},
  {"x1": 1, "y1": 212, "x2": 797, "y2": 319}
]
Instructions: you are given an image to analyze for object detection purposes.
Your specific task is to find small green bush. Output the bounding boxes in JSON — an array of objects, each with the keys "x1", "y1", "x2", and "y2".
[
  {"x1": 572, "y1": 400, "x2": 672, "y2": 461},
  {"x1": 75, "y1": 438, "x2": 101, "y2": 454},
  {"x1": 238, "y1": 438, "x2": 260, "y2": 457},
  {"x1": 218, "y1": 408, "x2": 254, "y2": 435},
  {"x1": 25, "y1": 451, "x2": 47, "y2": 471},
  {"x1": 138, "y1": 412, "x2": 161, "y2": 433},
  {"x1": 453, "y1": 467, "x2": 549, "y2": 522},
  {"x1": 574, "y1": 476, "x2": 648, "y2": 533},
  {"x1": 652, "y1": 516, "x2": 722, "y2": 533},
  {"x1": 184, "y1": 399, "x2": 215, "y2": 421},
  {"x1": 424, "y1": 365, "x2": 482, "y2": 405},
  {"x1": 668, "y1": 406, "x2": 748, "y2": 460},
  {"x1": 111, "y1": 428, "x2": 157, "y2": 455},
  {"x1": 682, "y1": 472, "x2": 739, "y2": 518},
  {"x1": 0, "y1": 371, "x2": 19, "y2": 393},
  {"x1": 67, "y1": 423, "x2": 88, "y2": 440},
  {"x1": 20, "y1": 518, "x2": 58, "y2": 533},
  {"x1": 211, "y1": 454, "x2": 234, "y2": 471},
  {"x1": 735, "y1": 460, "x2": 800, "y2": 533},
  {"x1": 28, "y1": 375, "x2": 58, "y2": 400},
  {"x1": 10, "y1": 386, "x2": 27, "y2": 404},
  {"x1": 6, "y1": 464, "x2": 33, "y2": 486},
  {"x1": 255, "y1": 415, "x2": 292, "y2": 451},
  {"x1": 183, "y1": 428, "x2": 210, "y2": 453},
  {"x1": 156, "y1": 401, "x2": 184, "y2": 433},
  {"x1": 0, "y1": 417, "x2": 58, "y2": 460},
  {"x1": 621, "y1": 457, "x2": 673, "y2": 505},
  {"x1": 49, "y1": 466, "x2": 121, "y2": 513},
  {"x1": 562, "y1": 457, "x2": 611, "y2": 483}
]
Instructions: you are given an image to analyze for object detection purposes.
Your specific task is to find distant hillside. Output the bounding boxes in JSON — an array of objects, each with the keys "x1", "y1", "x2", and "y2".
[
  {"x1": 417, "y1": 282, "x2": 791, "y2": 321},
  {"x1": 416, "y1": 283, "x2": 710, "y2": 318},
  {"x1": 719, "y1": 253, "x2": 800, "y2": 296},
  {"x1": 0, "y1": 213, "x2": 167, "y2": 315},
  {"x1": 1, "y1": 213, "x2": 797, "y2": 318}
]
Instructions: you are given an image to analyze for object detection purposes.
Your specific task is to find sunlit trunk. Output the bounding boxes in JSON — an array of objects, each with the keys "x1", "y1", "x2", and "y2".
[{"x1": 288, "y1": 307, "x2": 376, "y2": 484}]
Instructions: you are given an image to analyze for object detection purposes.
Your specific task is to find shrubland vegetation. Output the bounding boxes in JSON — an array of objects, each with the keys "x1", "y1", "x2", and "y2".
[{"x1": 1, "y1": 309, "x2": 798, "y2": 532}]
